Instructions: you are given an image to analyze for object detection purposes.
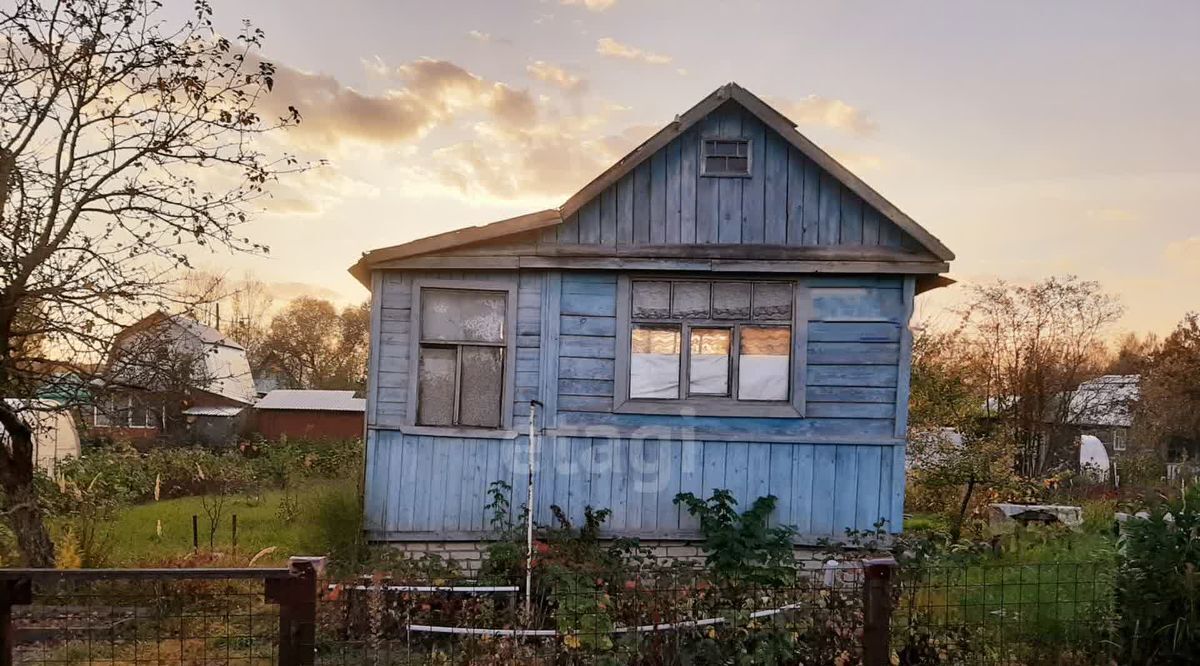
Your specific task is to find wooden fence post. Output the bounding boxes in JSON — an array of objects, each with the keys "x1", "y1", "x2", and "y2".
[
  {"x1": 862, "y1": 556, "x2": 897, "y2": 666},
  {"x1": 266, "y1": 558, "x2": 323, "y2": 666},
  {"x1": 0, "y1": 578, "x2": 31, "y2": 666}
]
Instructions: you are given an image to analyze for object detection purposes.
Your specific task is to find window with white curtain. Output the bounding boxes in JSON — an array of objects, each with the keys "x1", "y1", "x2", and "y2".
[{"x1": 625, "y1": 279, "x2": 794, "y2": 408}]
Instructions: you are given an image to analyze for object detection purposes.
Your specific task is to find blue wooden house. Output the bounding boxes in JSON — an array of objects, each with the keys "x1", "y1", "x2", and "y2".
[{"x1": 350, "y1": 83, "x2": 954, "y2": 545}]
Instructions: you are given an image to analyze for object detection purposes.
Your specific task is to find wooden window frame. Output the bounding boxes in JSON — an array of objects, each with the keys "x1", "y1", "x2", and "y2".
[
  {"x1": 699, "y1": 136, "x2": 752, "y2": 178},
  {"x1": 405, "y1": 279, "x2": 519, "y2": 434},
  {"x1": 614, "y1": 276, "x2": 808, "y2": 418},
  {"x1": 1112, "y1": 428, "x2": 1127, "y2": 452}
]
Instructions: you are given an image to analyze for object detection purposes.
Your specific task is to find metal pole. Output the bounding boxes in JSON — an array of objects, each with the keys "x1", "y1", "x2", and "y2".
[{"x1": 524, "y1": 400, "x2": 542, "y2": 619}]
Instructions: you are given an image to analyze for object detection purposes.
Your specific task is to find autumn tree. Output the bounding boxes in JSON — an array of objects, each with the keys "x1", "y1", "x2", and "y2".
[
  {"x1": 1138, "y1": 313, "x2": 1200, "y2": 460},
  {"x1": 907, "y1": 326, "x2": 1016, "y2": 539},
  {"x1": 261, "y1": 297, "x2": 368, "y2": 391},
  {"x1": 0, "y1": 0, "x2": 303, "y2": 565},
  {"x1": 955, "y1": 276, "x2": 1122, "y2": 477},
  {"x1": 1107, "y1": 331, "x2": 1160, "y2": 376}
]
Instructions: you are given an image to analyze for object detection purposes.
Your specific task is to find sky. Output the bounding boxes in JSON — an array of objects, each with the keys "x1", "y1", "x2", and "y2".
[{"x1": 176, "y1": 0, "x2": 1199, "y2": 335}]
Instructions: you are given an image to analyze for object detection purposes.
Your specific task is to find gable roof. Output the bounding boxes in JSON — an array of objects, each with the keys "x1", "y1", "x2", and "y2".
[
  {"x1": 118, "y1": 311, "x2": 244, "y2": 350},
  {"x1": 350, "y1": 82, "x2": 953, "y2": 284},
  {"x1": 255, "y1": 389, "x2": 366, "y2": 412}
]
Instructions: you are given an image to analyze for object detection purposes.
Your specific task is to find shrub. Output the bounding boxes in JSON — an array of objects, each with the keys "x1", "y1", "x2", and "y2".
[
  {"x1": 674, "y1": 489, "x2": 796, "y2": 586},
  {"x1": 1116, "y1": 483, "x2": 1200, "y2": 664},
  {"x1": 53, "y1": 439, "x2": 363, "y2": 505},
  {"x1": 300, "y1": 482, "x2": 366, "y2": 573}
]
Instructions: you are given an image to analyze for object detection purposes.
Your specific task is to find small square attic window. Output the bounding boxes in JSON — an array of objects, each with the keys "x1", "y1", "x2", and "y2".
[{"x1": 702, "y1": 138, "x2": 750, "y2": 177}]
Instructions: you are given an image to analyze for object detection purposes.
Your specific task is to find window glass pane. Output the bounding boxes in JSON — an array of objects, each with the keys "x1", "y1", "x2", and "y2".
[
  {"x1": 736, "y1": 141, "x2": 748, "y2": 157},
  {"x1": 130, "y1": 400, "x2": 147, "y2": 428},
  {"x1": 421, "y1": 289, "x2": 505, "y2": 343},
  {"x1": 705, "y1": 156, "x2": 727, "y2": 173},
  {"x1": 630, "y1": 325, "x2": 680, "y2": 399},
  {"x1": 458, "y1": 346, "x2": 503, "y2": 428},
  {"x1": 632, "y1": 281, "x2": 671, "y2": 319},
  {"x1": 753, "y1": 283, "x2": 792, "y2": 320},
  {"x1": 672, "y1": 282, "x2": 710, "y2": 319},
  {"x1": 712, "y1": 282, "x2": 751, "y2": 319},
  {"x1": 726, "y1": 157, "x2": 748, "y2": 173},
  {"x1": 738, "y1": 327, "x2": 791, "y2": 401},
  {"x1": 689, "y1": 328, "x2": 730, "y2": 396},
  {"x1": 417, "y1": 346, "x2": 457, "y2": 426}
]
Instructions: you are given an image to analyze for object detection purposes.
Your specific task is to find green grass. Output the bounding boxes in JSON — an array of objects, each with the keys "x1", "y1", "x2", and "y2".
[{"x1": 100, "y1": 479, "x2": 348, "y2": 566}]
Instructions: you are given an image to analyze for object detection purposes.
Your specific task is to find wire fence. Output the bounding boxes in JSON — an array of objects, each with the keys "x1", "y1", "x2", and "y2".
[
  {"x1": 894, "y1": 561, "x2": 1116, "y2": 665},
  {"x1": 0, "y1": 558, "x2": 1121, "y2": 665}
]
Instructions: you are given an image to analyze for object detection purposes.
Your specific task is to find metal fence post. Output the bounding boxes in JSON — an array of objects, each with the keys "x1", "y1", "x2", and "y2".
[
  {"x1": 0, "y1": 578, "x2": 31, "y2": 666},
  {"x1": 862, "y1": 556, "x2": 897, "y2": 666},
  {"x1": 266, "y1": 558, "x2": 323, "y2": 666}
]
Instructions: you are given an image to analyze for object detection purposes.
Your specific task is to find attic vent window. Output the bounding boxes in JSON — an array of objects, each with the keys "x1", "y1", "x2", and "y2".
[{"x1": 701, "y1": 138, "x2": 750, "y2": 177}]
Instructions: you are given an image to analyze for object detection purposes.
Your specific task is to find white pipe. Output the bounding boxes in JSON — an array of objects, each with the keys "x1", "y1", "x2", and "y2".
[
  {"x1": 402, "y1": 600, "x2": 810, "y2": 637},
  {"x1": 327, "y1": 584, "x2": 519, "y2": 593}
]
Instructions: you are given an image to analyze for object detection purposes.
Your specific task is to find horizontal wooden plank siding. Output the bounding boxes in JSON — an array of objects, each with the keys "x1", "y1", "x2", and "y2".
[
  {"x1": 364, "y1": 429, "x2": 903, "y2": 539},
  {"x1": 365, "y1": 265, "x2": 916, "y2": 542},
  {"x1": 538, "y1": 101, "x2": 917, "y2": 252}
]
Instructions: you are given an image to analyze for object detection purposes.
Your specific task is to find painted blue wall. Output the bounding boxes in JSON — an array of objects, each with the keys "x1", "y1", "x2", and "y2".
[
  {"x1": 363, "y1": 268, "x2": 912, "y2": 542},
  {"x1": 364, "y1": 432, "x2": 903, "y2": 540},
  {"x1": 548, "y1": 101, "x2": 917, "y2": 251}
]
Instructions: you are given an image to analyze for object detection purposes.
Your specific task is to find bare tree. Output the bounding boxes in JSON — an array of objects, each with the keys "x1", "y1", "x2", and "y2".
[
  {"x1": 0, "y1": 0, "x2": 305, "y2": 565},
  {"x1": 958, "y1": 276, "x2": 1123, "y2": 477}
]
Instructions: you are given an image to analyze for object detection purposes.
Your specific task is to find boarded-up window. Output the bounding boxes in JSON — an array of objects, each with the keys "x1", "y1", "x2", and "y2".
[
  {"x1": 628, "y1": 280, "x2": 793, "y2": 405},
  {"x1": 417, "y1": 288, "x2": 507, "y2": 428}
]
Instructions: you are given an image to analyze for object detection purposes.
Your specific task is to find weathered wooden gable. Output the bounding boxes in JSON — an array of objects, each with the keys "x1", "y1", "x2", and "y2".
[{"x1": 550, "y1": 100, "x2": 919, "y2": 253}]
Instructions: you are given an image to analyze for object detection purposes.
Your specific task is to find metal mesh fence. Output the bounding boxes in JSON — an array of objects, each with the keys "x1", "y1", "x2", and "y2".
[
  {"x1": 893, "y1": 561, "x2": 1116, "y2": 665},
  {"x1": 2, "y1": 571, "x2": 286, "y2": 665},
  {"x1": 312, "y1": 565, "x2": 867, "y2": 665},
  {"x1": 0, "y1": 559, "x2": 1123, "y2": 665}
]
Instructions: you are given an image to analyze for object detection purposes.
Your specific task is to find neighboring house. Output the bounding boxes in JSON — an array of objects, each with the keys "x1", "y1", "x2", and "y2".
[
  {"x1": 1, "y1": 399, "x2": 81, "y2": 474},
  {"x1": 84, "y1": 312, "x2": 256, "y2": 442},
  {"x1": 350, "y1": 83, "x2": 954, "y2": 545},
  {"x1": 252, "y1": 390, "x2": 365, "y2": 441},
  {"x1": 1063, "y1": 374, "x2": 1140, "y2": 457}
]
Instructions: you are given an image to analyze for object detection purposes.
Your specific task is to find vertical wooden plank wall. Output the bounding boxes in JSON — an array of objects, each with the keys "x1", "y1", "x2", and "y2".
[
  {"x1": 537, "y1": 103, "x2": 913, "y2": 252},
  {"x1": 364, "y1": 271, "x2": 911, "y2": 540}
]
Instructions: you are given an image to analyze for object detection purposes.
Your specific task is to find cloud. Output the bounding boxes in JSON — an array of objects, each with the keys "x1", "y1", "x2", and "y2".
[
  {"x1": 562, "y1": 0, "x2": 617, "y2": 11},
  {"x1": 527, "y1": 60, "x2": 586, "y2": 93},
  {"x1": 467, "y1": 29, "x2": 491, "y2": 42},
  {"x1": 424, "y1": 118, "x2": 655, "y2": 203},
  {"x1": 769, "y1": 95, "x2": 878, "y2": 136},
  {"x1": 262, "y1": 166, "x2": 381, "y2": 217},
  {"x1": 596, "y1": 37, "x2": 672, "y2": 65},
  {"x1": 261, "y1": 57, "x2": 537, "y2": 150}
]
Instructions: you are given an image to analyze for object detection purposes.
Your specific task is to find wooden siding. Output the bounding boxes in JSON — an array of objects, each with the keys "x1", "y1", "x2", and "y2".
[
  {"x1": 364, "y1": 267, "x2": 912, "y2": 541},
  {"x1": 554, "y1": 273, "x2": 903, "y2": 438},
  {"x1": 363, "y1": 430, "x2": 903, "y2": 540},
  {"x1": 551, "y1": 102, "x2": 916, "y2": 252}
]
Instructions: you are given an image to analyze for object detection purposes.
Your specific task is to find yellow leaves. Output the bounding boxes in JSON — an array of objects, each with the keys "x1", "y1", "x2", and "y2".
[
  {"x1": 247, "y1": 546, "x2": 276, "y2": 567},
  {"x1": 706, "y1": 626, "x2": 717, "y2": 639},
  {"x1": 56, "y1": 529, "x2": 82, "y2": 569},
  {"x1": 562, "y1": 634, "x2": 581, "y2": 650}
]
